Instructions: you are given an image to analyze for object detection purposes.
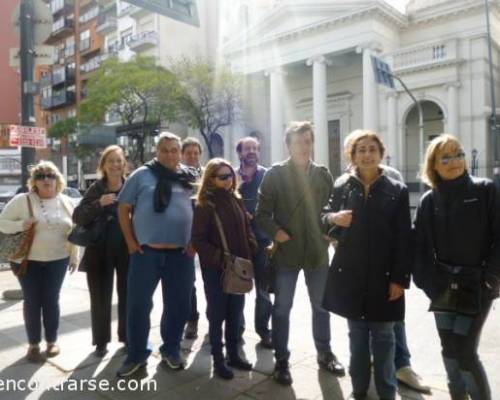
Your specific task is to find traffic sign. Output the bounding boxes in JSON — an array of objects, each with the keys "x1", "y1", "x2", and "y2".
[
  {"x1": 123, "y1": 0, "x2": 200, "y2": 26},
  {"x1": 371, "y1": 55, "x2": 395, "y2": 89},
  {"x1": 9, "y1": 125, "x2": 47, "y2": 149},
  {"x1": 11, "y1": 0, "x2": 52, "y2": 45}
]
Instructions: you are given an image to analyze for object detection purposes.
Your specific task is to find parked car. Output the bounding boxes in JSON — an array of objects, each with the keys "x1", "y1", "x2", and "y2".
[
  {"x1": 0, "y1": 189, "x2": 16, "y2": 213},
  {"x1": 62, "y1": 187, "x2": 83, "y2": 207}
]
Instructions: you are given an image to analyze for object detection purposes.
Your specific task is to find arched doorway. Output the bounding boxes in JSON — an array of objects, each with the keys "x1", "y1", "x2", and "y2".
[{"x1": 404, "y1": 100, "x2": 444, "y2": 190}]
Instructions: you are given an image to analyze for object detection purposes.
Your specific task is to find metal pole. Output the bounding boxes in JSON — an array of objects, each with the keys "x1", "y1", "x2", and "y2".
[
  {"x1": 19, "y1": 0, "x2": 36, "y2": 189},
  {"x1": 485, "y1": 0, "x2": 500, "y2": 179},
  {"x1": 391, "y1": 73, "x2": 425, "y2": 193}
]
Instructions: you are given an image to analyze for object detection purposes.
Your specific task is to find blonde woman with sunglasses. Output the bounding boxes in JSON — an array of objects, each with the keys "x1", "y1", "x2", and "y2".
[
  {"x1": 413, "y1": 134, "x2": 500, "y2": 400},
  {"x1": 0, "y1": 161, "x2": 78, "y2": 363}
]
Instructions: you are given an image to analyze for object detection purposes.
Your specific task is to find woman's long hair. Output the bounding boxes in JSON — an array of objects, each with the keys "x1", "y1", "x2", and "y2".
[
  {"x1": 96, "y1": 145, "x2": 127, "y2": 179},
  {"x1": 195, "y1": 158, "x2": 240, "y2": 207}
]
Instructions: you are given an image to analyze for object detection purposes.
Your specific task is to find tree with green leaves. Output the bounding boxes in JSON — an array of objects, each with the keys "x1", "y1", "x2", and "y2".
[
  {"x1": 171, "y1": 56, "x2": 242, "y2": 157},
  {"x1": 79, "y1": 56, "x2": 183, "y2": 164}
]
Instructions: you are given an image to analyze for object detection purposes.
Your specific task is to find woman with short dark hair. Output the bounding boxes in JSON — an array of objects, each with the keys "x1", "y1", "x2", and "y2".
[
  {"x1": 413, "y1": 134, "x2": 499, "y2": 400},
  {"x1": 73, "y1": 145, "x2": 129, "y2": 357},
  {"x1": 322, "y1": 130, "x2": 411, "y2": 400}
]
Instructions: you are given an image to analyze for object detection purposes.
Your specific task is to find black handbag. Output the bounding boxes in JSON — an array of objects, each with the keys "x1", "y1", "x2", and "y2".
[
  {"x1": 429, "y1": 260, "x2": 483, "y2": 316},
  {"x1": 68, "y1": 214, "x2": 109, "y2": 247}
]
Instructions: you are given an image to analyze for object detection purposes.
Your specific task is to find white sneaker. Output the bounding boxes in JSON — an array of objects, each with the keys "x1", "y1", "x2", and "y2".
[{"x1": 396, "y1": 366, "x2": 431, "y2": 393}]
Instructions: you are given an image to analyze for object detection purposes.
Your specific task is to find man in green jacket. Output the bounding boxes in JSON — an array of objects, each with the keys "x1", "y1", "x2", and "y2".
[{"x1": 256, "y1": 121, "x2": 345, "y2": 385}]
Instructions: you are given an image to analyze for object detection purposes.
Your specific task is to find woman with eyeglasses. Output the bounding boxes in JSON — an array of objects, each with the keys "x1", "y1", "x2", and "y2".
[
  {"x1": 0, "y1": 161, "x2": 79, "y2": 363},
  {"x1": 413, "y1": 134, "x2": 500, "y2": 400},
  {"x1": 191, "y1": 158, "x2": 258, "y2": 380},
  {"x1": 73, "y1": 145, "x2": 129, "y2": 357}
]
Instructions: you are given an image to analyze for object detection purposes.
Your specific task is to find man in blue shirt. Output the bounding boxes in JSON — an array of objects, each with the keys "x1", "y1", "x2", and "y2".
[
  {"x1": 237, "y1": 136, "x2": 273, "y2": 349},
  {"x1": 116, "y1": 132, "x2": 197, "y2": 377}
]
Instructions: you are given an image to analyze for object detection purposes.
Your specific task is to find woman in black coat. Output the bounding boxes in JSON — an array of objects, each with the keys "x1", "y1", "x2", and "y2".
[
  {"x1": 413, "y1": 134, "x2": 500, "y2": 400},
  {"x1": 73, "y1": 145, "x2": 129, "y2": 357},
  {"x1": 322, "y1": 130, "x2": 411, "y2": 400}
]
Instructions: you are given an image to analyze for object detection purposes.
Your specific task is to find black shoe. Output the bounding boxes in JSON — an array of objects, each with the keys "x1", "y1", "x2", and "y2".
[
  {"x1": 228, "y1": 356, "x2": 252, "y2": 371},
  {"x1": 258, "y1": 335, "x2": 273, "y2": 349},
  {"x1": 273, "y1": 360, "x2": 293, "y2": 385},
  {"x1": 214, "y1": 358, "x2": 234, "y2": 380},
  {"x1": 94, "y1": 344, "x2": 108, "y2": 358},
  {"x1": 184, "y1": 319, "x2": 198, "y2": 339},
  {"x1": 317, "y1": 351, "x2": 345, "y2": 376},
  {"x1": 26, "y1": 345, "x2": 44, "y2": 363}
]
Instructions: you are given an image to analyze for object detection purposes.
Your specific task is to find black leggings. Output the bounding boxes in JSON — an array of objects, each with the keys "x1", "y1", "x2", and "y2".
[{"x1": 435, "y1": 298, "x2": 492, "y2": 400}]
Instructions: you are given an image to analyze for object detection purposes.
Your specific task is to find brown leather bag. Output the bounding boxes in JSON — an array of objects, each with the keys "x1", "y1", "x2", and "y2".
[{"x1": 213, "y1": 210, "x2": 254, "y2": 294}]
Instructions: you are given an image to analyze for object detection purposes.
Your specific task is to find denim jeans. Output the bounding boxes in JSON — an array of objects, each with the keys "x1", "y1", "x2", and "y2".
[
  {"x1": 125, "y1": 247, "x2": 194, "y2": 364},
  {"x1": 253, "y1": 243, "x2": 272, "y2": 339},
  {"x1": 201, "y1": 268, "x2": 244, "y2": 357},
  {"x1": 348, "y1": 320, "x2": 396, "y2": 400},
  {"x1": 434, "y1": 299, "x2": 492, "y2": 400},
  {"x1": 272, "y1": 266, "x2": 331, "y2": 361},
  {"x1": 394, "y1": 320, "x2": 411, "y2": 370},
  {"x1": 187, "y1": 256, "x2": 199, "y2": 323},
  {"x1": 12, "y1": 258, "x2": 69, "y2": 344}
]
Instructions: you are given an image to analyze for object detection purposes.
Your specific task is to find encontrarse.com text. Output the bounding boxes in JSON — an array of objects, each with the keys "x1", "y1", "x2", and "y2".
[{"x1": 0, "y1": 378, "x2": 157, "y2": 392}]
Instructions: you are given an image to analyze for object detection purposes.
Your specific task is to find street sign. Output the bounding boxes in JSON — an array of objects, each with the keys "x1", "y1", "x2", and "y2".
[
  {"x1": 9, "y1": 46, "x2": 53, "y2": 69},
  {"x1": 11, "y1": 0, "x2": 52, "y2": 45},
  {"x1": 123, "y1": 0, "x2": 200, "y2": 26},
  {"x1": 371, "y1": 55, "x2": 395, "y2": 89},
  {"x1": 9, "y1": 125, "x2": 47, "y2": 149}
]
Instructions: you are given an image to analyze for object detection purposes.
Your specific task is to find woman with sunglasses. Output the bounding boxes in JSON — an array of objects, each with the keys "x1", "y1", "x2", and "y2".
[
  {"x1": 413, "y1": 134, "x2": 500, "y2": 400},
  {"x1": 0, "y1": 161, "x2": 78, "y2": 362},
  {"x1": 191, "y1": 158, "x2": 258, "y2": 380},
  {"x1": 73, "y1": 145, "x2": 129, "y2": 357}
]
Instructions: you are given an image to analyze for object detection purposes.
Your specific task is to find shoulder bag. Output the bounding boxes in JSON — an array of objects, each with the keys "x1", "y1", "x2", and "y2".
[
  {"x1": 213, "y1": 210, "x2": 254, "y2": 295},
  {"x1": 0, "y1": 194, "x2": 36, "y2": 275}
]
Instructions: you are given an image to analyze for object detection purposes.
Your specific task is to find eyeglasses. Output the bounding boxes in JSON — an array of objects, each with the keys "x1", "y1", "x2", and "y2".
[
  {"x1": 215, "y1": 173, "x2": 233, "y2": 181},
  {"x1": 440, "y1": 152, "x2": 465, "y2": 165},
  {"x1": 34, "y1": 173, "x2": 57, "y2": 180}
]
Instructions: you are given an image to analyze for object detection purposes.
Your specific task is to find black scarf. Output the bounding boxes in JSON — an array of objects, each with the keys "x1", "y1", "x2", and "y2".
[{"x1": 145, "y1": 159, "x2": 197, "y2": 213}]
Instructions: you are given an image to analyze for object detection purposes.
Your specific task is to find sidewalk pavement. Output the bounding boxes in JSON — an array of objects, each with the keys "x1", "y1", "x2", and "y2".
[{"x1": 0, "y1": 264, "x2": 498, "y2": 400}]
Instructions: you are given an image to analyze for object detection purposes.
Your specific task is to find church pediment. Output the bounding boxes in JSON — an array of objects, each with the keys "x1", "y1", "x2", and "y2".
[{"x1": 224, "y1": 1, "x2": 407, "y2": 54}]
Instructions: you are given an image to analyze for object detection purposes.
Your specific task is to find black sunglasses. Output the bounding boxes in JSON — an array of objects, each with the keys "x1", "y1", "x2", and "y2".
[
  {"x1": 34, "y1": 173, "x2": 57, "y2": 180},
  {"x1": 215, "y1": 173, "x2": 233, "y2": 181}
]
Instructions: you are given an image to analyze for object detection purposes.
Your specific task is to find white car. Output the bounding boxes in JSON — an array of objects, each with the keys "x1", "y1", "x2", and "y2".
[{"x1": 62, "y1": 187, "x2": 83, "y2": 207}]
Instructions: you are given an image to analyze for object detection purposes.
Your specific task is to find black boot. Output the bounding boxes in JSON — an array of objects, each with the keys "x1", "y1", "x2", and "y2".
[
  {"x1": 273, "y1": 360, "x2": 293, "y2": 385},
  {"x1": 228, "y1": 354, "x2": 252, "y2": 371},
  {"x1": 213, "y1": 355, "x2": 234, "y2": 380}
]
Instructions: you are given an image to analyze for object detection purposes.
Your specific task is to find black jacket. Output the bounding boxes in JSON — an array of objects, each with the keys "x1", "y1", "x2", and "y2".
[
  {"x1": 321, "y1": 172, "x2": 411, "y2": 321},
  {"x1": 72, "y1": 178, "x2": 127, "y2": 272},
  {"x1": 413, "y1": 173, "x2": 500, "y2": 300}
]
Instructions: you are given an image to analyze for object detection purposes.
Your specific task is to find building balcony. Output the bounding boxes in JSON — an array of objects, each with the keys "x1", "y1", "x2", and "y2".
[
  {"x1": 386, "y1": 39, "x2": 461, "y2": 74},
  {"x1": 130, "y1": 4, "x2": 150, "y2": 19},
  {"x1": 41, "y1": 90, "x2": 76, "y2": 110},
  {"x1": 128, "y1": 31, "x2": 158, "y2": 53},
  {"x1": 51, "y1": 66, "x2": 76, "y2": 87},
  {"x1": 40, "y1": 73, "x2": 53, "y2": 88},
  {"x1": 50, "y1": 0, "x2": 74, "y2": 18},
  {"x1": 119, "y1": 3, "x2": 139, "y2": 16},
  {"x1": 96, "y1": 14, "x2": 117, "y2": 35},
  {"x1": 45, "y1": 18, "x2": 74, "y2": 44}
]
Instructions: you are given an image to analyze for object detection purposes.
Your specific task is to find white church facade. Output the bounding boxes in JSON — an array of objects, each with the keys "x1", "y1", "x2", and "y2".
[{"x1": 222, "y1": 0, "x2": 500, "y2": 195}]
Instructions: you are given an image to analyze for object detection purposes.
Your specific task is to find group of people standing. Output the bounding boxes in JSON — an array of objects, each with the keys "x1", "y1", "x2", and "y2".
[{"x1": 0, "y1": 121, "x2": 498, "y2": 400}]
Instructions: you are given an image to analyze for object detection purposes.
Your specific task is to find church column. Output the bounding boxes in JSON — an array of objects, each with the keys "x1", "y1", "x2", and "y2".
[
  {"x1": 307, "y1": 55, "x2": 331, "y2": 167},
  {"x1": 265, "y1": 67, "x2": 286, "y2": 163},
  {"x1": 357, "y1": 44, "x2": 380, "y2": 131},
  {"x1": 445, "y1": 81, "x2": 460, "y2": 135},
  {"x1": 386, "y1": 90, "x2": 398, "y2": 168}
]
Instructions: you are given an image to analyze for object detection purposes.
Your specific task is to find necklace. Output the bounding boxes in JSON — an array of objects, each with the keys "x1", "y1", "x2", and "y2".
[{"x1": 38, "y1": 196, "x2": 62, "y2": 229}]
